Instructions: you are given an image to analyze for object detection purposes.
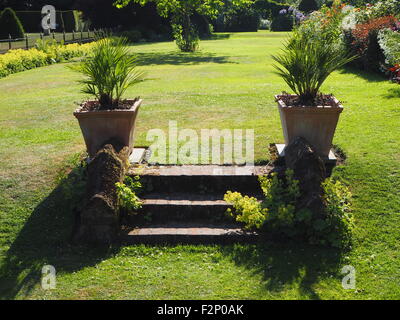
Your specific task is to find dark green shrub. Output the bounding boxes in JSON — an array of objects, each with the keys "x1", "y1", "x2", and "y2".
[
  {"x1": 15, "y1": 10, "x2": 80, "y2": 33},
  {"x1": 135, "y1": 25, "x2": 158, "y2": 41},
  {"x1": 254, "y1": 0, "x2": 292, "y2": 19},
  {"x1": 15, "y1": 11, "x2": 42, "y2": 33},
  {"x1": 172, "y1": 23, "x2": 199, "y2": 52},
  {"x1": 298, "y1": 0, "x2": 319, "y2": 13},
  {"x1": 224, "y1": 7, "x2": 260, "y2": 32},
  {"x1": 0, "y1": 7, "x2": 25, "y2": 39},
  {"x1": 270, "y1": 14, "x2": 293, "y2": 32},
  {"x1": 62, "y1": 11, "x2": 79, "y2": 32},
  {"x1": 192, "y1": 13, "x2": 212, "y2": 38},
  {"x1": 120, "y1": 30, "x2": 142, "y2": 43}
]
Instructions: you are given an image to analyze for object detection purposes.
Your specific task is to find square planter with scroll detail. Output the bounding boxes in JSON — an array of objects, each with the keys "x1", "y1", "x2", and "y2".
[
  {"x1": 74, "y1": 99, "x2": 142, "y2": 158},
  {"x1": 276, "y1": 95, "x2": 343, "y2": 159}
]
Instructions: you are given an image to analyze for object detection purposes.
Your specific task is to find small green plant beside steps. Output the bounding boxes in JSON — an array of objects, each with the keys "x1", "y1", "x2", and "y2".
[
  {"x1": 116, "y1": 176, "x2": 143, "y2": 213},
  {"x1": 225, "y1": 170, "x2": 354, "y2": 249}
]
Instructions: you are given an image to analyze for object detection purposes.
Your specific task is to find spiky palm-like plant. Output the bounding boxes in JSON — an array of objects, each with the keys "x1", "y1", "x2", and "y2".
[
  {"x1": 73, "y1": 37, "x2": 144, "y2": 109},
  {"x1": 272, "y1": 36, "x2": 356, "y2": 105}
]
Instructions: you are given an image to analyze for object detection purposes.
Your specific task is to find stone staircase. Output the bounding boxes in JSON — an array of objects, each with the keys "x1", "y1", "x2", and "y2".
[{"x1": 121, "y1": 165, "x2": 271, "y2": 244}]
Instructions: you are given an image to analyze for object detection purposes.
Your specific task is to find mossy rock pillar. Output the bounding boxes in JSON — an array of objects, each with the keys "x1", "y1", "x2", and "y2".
[{"x1": 73, "y1": 142, "x2": 129, "y2": 244}]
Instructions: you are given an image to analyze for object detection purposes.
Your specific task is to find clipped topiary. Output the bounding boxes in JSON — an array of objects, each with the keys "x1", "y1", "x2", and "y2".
[
  {"x1": 270, "y1": 15, "x2": 293, "y2": 32},
  {"x1": 298, "y1": 0, "x2": 319, "y2": 13},
  {"x1": 0, "y1": 7, "x2": 25, "y2": 39}
]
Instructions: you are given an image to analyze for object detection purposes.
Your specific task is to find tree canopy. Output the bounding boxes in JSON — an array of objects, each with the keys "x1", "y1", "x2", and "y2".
[
  {"x1": 0, "y1": 0, "x2": 75, "y2": 11},
  {"x1": 115, "y1": 0, "x2": 229, "y2": 19},
  {"x1": 114, "y1": 0, "x2": 252, "y2": 51}
]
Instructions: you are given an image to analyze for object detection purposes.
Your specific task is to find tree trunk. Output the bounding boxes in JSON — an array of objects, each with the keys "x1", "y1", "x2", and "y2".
[{"x1": 183, "y1": 13, "x2": 191, "y2": 48}]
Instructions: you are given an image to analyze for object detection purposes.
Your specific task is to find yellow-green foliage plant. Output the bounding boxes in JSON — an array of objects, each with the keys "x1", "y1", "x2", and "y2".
[
  {"x1": 225, "y1": 170, "x2": 354, "y2": 248},
  {"x1": 116, "y1": 176, "x2": 143, "y2": 213},
  {"x1": 0, "y1": 41, "x2": 96, "y2": 79}
]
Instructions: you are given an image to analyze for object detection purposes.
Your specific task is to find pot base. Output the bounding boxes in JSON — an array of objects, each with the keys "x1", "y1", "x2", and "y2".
[{"x1": 276, "y1": 144, "x2": 337, "y2": 164}]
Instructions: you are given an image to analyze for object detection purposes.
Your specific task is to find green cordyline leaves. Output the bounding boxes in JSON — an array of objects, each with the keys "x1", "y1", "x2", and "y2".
[
  {"x1": 72, "y1": 37, "x2": 144, "y2": 109},
  {"x1": 272, "y1": 36, "x2": 356, "y2": 104}
]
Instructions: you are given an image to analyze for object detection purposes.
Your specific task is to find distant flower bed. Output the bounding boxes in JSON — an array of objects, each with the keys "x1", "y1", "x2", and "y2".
[
  {"x1": 342, "y1": 1, "x2": 400, "y2": 83},
  {"x1": 0, "y1": 40, "x2": 96, "y2": 79},
  {"x1": 294, "y1": 0, "x2": 400, "y2": 84}
]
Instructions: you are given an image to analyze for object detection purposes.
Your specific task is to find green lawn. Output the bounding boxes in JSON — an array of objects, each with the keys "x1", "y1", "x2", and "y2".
[{"x1": 0, "y1": 31, "x2": 399, "y2": 300}]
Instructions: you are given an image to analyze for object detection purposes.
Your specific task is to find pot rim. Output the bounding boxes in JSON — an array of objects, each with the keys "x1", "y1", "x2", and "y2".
[
  {"x1": 275, "y1": 94, "x2": 343, "y2": 110},
  {"x1": 73, "y1": 99, "x2": 143, "y2": 116}
]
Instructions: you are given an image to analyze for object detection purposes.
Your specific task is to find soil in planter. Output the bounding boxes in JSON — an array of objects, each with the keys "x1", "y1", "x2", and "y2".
[
  {"x1": 79, "y1": 97, "x2": 140, "y2": 112},
  {"x1": 277, "y1": 93, "x2": 341, "y2": 107}
]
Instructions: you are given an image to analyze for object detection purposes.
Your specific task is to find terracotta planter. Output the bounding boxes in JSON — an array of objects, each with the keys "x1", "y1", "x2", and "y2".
[
  {"x1": 276, "y1": 95, "x2": 343, "y2": 159},
  {"x1": 74, "y1": 99, "x2": 142, "y2": 158}
]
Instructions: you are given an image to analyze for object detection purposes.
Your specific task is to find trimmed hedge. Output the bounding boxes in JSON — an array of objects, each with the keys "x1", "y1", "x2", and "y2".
[
  {"x1": 62, "y1": 11, "x2": 78, "y2": 32},
  {"x1": 298, "y1": 0, "x2": 319, "y2": 13},
  {"x1": 0, "y1": 7, "x2": 25, "y2": 39},
  {"x1": 224, "y1": 7, "x2": 260, "y2": 32},
  {"x1": 254, "y1": 0, "x2": 291, "y2": 19},
  {"x1": 270, "y1": 14, "x2": 294, "y2": 31},
  {"x1": 0, "y1": 41, "x2": 96, "y2": 79},
  {"x1": 120, "y1": 30, "x2": 142, "y2": 43}
]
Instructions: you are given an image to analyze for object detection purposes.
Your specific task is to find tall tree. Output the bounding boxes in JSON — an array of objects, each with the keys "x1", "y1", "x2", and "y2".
[{"x1": 115, "y1": 0, "x2": 248, "y2": 51}]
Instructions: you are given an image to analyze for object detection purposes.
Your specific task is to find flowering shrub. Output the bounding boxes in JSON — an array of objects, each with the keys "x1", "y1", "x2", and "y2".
[
  {"x1": 296, "y1": 1, "x2": 400, "y2": 83},
  {"x1": 346, "y1": 15, "x2": 399, "y2": 71},
  {"x1": 351, "y1": 16, "x2": 398, "y2": 53},
  {"x1": 378, "y1": 28, "x2": 400, "y2": 83},
  {"x1": 270, "y1": 6, "x2": 305, "y2": 32},
  {"x1": 388, "y1": 64, "x2": 400, "y2": 83},
  {"x1": 353, "y1": 0, "x2": 400, "y2": 23},
  {"x1": 296, "y1": 2, "x2": 346, "y2": 45},
  {"x1": 0, "y1": 41, "x2": 96, "y2": 79}
]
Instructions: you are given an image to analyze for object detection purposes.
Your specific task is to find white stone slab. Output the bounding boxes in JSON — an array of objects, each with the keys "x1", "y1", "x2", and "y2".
[{"x1": 130, "y1": 148, "x2": 147, "y2": 164}]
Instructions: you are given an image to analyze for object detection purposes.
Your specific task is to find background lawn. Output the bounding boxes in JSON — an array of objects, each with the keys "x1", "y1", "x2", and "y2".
[{"x1": 0, "y1": 31, "x2": 399, "y2": 299}]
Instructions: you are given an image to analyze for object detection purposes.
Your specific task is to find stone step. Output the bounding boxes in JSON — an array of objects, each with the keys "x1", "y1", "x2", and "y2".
[
  {"x1": 121, "y1": 223, "x2": 259, "y2": 244},
  {"x1": 123, "y1": 193, "x2": 263, "y2": 225},
  {"x1": 129, "y1": 165, "x2": 270, "y2": 194}
]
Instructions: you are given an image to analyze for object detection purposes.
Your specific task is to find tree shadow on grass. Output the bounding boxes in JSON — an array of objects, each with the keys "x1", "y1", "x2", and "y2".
[
  {"x1": 0, "y1": 166, "x2": 121, "y2": 299},
  {"x1": 339, "y1": 66, "x2": 387, "y2": 83},
  {"x1": 382, "y1": 86, "x2": 400, "y2": 99},
  {"x1": 220, "y1": 241, "x2": 343, "y2": 300},
  {"x1": 136, "y1": 51, "x2": 235, "y2": 66},
  {"x1": 207, "y1": 33, "x2": 232, "y2": 41}
]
